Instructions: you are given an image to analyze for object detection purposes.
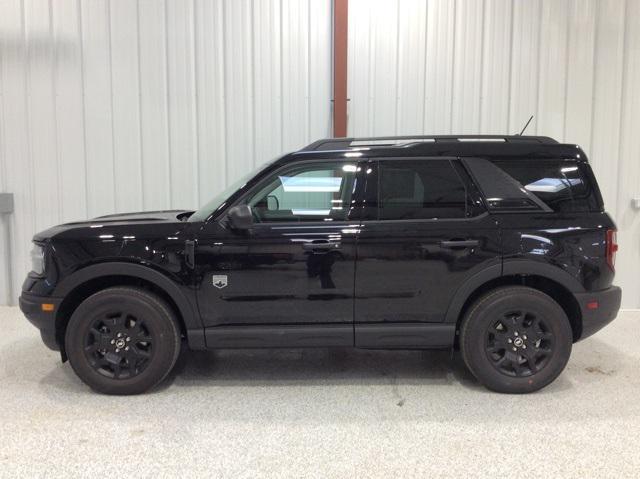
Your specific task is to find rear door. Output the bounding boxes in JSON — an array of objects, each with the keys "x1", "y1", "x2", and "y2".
[{"x1": 354, "y1": 157, "x2": 501, "y2": 347}]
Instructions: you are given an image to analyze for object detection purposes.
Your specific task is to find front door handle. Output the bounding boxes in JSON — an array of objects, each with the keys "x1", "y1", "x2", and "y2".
[
  {"x1": 302, "y1": 241, "x2": 341, "y2": 251},
  {"x1": 440, "y1": 239, "x2": 479, "y2": 249}
]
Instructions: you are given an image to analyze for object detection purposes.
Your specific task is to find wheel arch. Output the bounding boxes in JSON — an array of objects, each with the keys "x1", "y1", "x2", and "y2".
[
  {"x1": 445, "y1": 261, "x2": 584, "y2": 341},
  {"x1": 54, "y1": 262, "x2": 204, "y2": 359}
]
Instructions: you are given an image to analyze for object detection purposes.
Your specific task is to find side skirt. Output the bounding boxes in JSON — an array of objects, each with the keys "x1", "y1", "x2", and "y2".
[
  {"x1": 205, "y1": 324, "x2": 353, "y2": 348},
  {"x1": 355, "y1": 323, "x2": 455, "y2": 349},
  {"x1": 202, "y1": 323, "x2": 456, "y2": 349}
]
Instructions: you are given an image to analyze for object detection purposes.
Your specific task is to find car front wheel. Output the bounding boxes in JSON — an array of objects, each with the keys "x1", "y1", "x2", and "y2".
[{"x1": 65, "y1": 287, "x2": 181, "y2": 395}]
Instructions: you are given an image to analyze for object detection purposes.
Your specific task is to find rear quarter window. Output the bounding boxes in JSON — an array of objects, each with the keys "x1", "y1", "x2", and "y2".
[{"x1": 490, "y1": 159, "x2": 598, "y2": 212}]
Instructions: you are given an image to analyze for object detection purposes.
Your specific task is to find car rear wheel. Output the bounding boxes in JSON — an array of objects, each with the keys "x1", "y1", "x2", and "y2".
[
  {"x1": 460, "y1": 286, "x2": 572, "y2": 394},
  {"x1": 65, "y1": 287, "x2": 181, "y2": 395}
]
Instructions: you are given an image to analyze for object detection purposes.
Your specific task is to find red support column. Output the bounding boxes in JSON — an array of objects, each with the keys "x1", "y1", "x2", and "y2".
[{"x1": 333, "y1": 0, "x2": 349, "y2": 138}]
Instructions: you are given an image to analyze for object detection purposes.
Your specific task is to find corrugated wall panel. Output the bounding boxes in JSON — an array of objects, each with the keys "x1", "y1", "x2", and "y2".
[
  {"x1": 348, "y1": 0, "x2": 640, "y2": 308},
  {"x1": 308, "y1": 0, "x2": 332, "y2": 139},
  {"x1": 615, "y1": 0, "x2": 640, "y2": 308},
  {"x1": 589, "y1": 0, "x2": 626, "y2": 220},
  {"x1": 451, "y1": 0, "x2": 483, "y2": 133},
  {"x1": 0, "y1": 0, "x2": 32, "y2": 306},
  {"x1": 111, "y1": 0, "x2": 144, "y2": 213},
  {"x1": 252, "y1": 0, "x2": 282, "y2": 167},
  {"x1": 0, "y1": 0, "x2": 332, "y2": 305},
  {"x1": 81, "y1": 0, "x2": 116, "y2": 218},
  {"x1": 138, "y1": 0, "x2": 171, "y2": 211},
  {"x1": 480, "y1": 0, "x2": 512, "y2": 134},
  {"x1": 2, "y1": 0, "x2": 639, "y2": 309},
  {"x1": 24, "y1": 0, "x2": 59, "y2": 233},
  {"x1": 0, "y1": 13, "x2": 7, "y2": 304},
  {"x1": 424, "y1": 0, "x2": 455, "y2": 134},
  {"x1": 166, "y1": 0, "x2": 199, "y2": 209},
  {"x1": 52, "y1": 0, "x2": 88, "y2": 223},
  {"x1": 396, "y1": 0, "x2": 427, "y2": 134},
  {"x1": 195, "y1": 0, "x2": 227, "y2": 205},
  {"x1": 536, "y1": 0, "x2": 569, "y2": 139},
  {"x1": 564, "y1": 0, "x2": 596, "y2": 149}
]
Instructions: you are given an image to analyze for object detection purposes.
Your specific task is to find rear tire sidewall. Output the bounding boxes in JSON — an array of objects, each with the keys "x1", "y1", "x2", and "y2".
[
  {"x1": 65, "y1": 287, "x2": 180, "y2": 395},
  {"x1": 461, "y1": 287, "x2": 573, "y2": 394}
]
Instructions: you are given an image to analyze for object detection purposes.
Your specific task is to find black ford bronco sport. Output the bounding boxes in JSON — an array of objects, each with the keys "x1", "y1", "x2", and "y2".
[{"x1": 20, "y1": 135, "x2": 621, "y2": 395}]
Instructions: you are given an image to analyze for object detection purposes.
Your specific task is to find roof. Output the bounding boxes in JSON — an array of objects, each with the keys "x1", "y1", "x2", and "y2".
[
  {"x1": 289, "y1": 135, "x2": 586, "y2": 162},
  {"x1": 300, "y1": 135, "x2": 559, "y2": 151}
]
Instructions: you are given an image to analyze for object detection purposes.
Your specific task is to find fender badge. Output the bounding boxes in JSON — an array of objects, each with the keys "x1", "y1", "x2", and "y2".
[{"x1": 212, "y1": 275, "x2": 228, "y2": 289}]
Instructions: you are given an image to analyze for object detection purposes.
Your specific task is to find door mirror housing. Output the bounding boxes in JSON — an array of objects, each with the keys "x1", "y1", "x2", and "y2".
[{"x1": 227, "y1": 205, "x2": 253, "y2": 230}]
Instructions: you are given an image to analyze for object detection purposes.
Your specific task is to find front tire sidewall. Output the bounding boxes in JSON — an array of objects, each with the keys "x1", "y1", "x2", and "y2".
[
  {"x1": 65, "y1": 288, "x2": 180, "y2": 395},
  {"x1": 461, "y1": 287, "x2": 572, "y2": 394}
]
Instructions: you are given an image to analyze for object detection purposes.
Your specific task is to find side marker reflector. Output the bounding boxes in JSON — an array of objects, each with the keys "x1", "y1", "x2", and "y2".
[
  {"x1": 41, "y1": 303, "x2": 55, "y2": 312},
  {"x1": 586, "y1": 301, "x2": 599, "y2": 310}
]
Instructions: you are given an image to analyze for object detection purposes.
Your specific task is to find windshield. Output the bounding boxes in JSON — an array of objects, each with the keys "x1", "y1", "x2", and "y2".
[{"x1": 189, "y1": 161, "x2": 274, "y2": 222}]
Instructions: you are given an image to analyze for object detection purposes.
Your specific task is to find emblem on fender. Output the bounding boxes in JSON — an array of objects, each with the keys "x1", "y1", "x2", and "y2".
[{"x1": 212, "y1": 275, "x2": 228, "y2": 289}]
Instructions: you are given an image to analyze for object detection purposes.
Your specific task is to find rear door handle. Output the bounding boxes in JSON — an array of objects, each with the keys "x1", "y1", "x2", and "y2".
[
  {"x1": 440, "y1": 239, "x2": 479, "y2": 249},
  {"x1": 302, "y1": 241, "x2": 341, "y2": 251}
]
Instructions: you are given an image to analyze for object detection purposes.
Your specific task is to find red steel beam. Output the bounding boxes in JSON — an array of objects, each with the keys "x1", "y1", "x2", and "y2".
[{"x1": 333, "y1": 0, "x2": 348, "y2": 137}]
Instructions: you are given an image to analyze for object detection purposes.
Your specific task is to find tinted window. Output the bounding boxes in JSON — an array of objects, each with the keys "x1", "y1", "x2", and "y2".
[
  {"x1": 375, "y1": 160, "x2": 467, "y2": 220},
  {"x1": 247, "y1": 162, "x2": 357, "y2": 222},
  {"x1": 490, "y1": 159, "x2": 595, "y2": 212}
]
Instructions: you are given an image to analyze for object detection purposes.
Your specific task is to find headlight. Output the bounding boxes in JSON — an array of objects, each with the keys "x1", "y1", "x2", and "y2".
[{"x1": 30, "y1": 243, "x2": 45, "y2": 275}]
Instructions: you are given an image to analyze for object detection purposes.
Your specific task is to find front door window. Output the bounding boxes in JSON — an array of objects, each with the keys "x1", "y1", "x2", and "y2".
[{"x1": 247, "y1": 163, "x2": 358, "y2": 222}]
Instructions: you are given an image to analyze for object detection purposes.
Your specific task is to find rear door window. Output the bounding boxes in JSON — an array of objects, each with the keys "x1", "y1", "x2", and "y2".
[{"x1": 375, "y1": 159, "x2": 468, "y2": 220}]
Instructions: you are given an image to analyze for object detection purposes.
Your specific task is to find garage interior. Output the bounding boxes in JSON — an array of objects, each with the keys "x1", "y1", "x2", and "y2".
[{"x1": 1, "y1": 0, "x2": 640, "y2": 476}]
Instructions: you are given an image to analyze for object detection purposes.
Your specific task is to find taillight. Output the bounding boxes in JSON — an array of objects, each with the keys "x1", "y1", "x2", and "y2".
[{"x1": 606, "y1": 229, "x2": 618, "y2": 271}]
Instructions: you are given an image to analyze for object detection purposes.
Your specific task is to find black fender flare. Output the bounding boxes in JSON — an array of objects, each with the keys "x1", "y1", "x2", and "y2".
[
  {"x1": 53, "y1": 262, "x2": 204, "y2": 348},
  {"x1": 443, "y1": 259, "x2": 585, "y2": 324}
]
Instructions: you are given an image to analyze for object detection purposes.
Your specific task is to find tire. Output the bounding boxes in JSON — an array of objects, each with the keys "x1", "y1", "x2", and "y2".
[
  {"x1": 460, "y1": 286, "x2": 572, "y2": 394},
  {"x1": 65, "y1": 287, "x2": 181, "y2": 395}
]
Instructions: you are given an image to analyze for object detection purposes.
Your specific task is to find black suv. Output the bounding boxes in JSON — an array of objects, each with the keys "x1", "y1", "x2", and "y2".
[{"x1": 20, "y1": 135, "x2": 621, "y2": 395}]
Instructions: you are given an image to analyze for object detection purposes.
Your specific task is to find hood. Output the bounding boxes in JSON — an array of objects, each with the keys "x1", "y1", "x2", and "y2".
[
  {"x1": 90, "y1": 209, "x2": 192, "y2": 223},
  {"x1": 33, "y1": 209, "x2": 193, "y2": 242}
]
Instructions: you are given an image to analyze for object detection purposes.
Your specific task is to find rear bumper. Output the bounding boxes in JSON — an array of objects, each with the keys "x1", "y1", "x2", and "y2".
[
  {"x1": 18, "y1": 292, "x2": 62, "y2": 351},
  {"x1": 575, "y1": 286, "x2": 621, "y2": 341}
]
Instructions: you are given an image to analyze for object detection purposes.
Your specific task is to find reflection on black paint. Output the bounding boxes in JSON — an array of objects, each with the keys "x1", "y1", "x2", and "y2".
[{"x1": 306, "y1": 250, "x2": 341, "y2": 289}]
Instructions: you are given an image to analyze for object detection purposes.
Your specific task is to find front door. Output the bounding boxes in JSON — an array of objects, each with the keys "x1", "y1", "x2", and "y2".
[
  {"x1": 195, "y1": 160, "x2": 362, "y2": 347},
  {"x1": 354, "y1": 157, "x2": 501, "y2": 347}
]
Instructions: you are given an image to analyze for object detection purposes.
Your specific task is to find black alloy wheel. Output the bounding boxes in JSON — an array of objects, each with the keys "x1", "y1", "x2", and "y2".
[
  {"x1": 460, "y1": 286, "x2": 572, "y2": 394},
  {"x1": 485, "y1": 310, "x2": 554, "y2": 377},
  {"x1": 84, "y1": 312, "x2": 154, "y2": 380},
  {"x1": 66, "y1": 287, "x2": 181, "y2": 395}
]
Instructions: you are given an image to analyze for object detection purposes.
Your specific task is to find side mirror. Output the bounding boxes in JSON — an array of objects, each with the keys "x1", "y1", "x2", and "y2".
[
  {"x1": 227, "y1": 205, "x2": 253, "y2": 230},
  {"x1": 266, "y1": 195, "x2": 280, "y2": 211}
]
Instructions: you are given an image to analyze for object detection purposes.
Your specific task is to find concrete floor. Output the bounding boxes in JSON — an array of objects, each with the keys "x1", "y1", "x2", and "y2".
[{"x1": 1, "y1": 307, "x2": 639, "y2": 478}]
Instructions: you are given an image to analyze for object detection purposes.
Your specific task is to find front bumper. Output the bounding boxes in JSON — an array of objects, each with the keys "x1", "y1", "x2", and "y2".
[
  {"x1": 19, "y1": 292, "x2": 62, "y2": 351},
  {"x1": 574, "y1": 286, "x2": 622, "y2": 341}
]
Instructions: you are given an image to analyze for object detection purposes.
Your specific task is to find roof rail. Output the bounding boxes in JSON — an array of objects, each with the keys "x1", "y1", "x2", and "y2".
[{"x1": 300, "y1": 135, "x2": 558, "y2": 151}]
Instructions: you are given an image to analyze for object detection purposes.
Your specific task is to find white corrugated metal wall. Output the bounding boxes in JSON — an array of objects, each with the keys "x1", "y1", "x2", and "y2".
[
  {"x1": 348, "y1": 0, "x2": 640, "y2": 308},
  {"x1": 1, "y1": 0, "x2": 639, "y2": 308},
  {"x1": 0, "y1": 0, "x2": 332, "y2": 305}
]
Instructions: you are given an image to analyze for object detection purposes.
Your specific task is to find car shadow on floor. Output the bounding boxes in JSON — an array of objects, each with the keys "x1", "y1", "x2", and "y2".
[
  {"x1": 162, "y1": 346, "x2": 483, "y2": 392},
  {"x1": 29, "y1": 335, "x2": 626, "y2": 396},
  {"x1": 142, "y1": 332, "x2": 632, "y2": 394},
  {"x1": 25, "y1": 337, "x2": 481, "y2": 394}
]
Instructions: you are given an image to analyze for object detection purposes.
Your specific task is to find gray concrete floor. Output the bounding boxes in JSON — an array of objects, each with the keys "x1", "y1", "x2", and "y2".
[{"x1": 1, "y1": 307, "x2": 639, "y2": 478}]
